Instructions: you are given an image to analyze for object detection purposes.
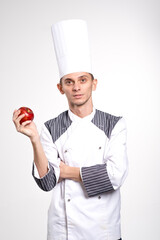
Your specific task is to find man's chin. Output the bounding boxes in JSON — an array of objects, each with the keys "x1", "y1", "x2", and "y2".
[
  {"x1": 71, "y1": 100, "x2": 87, "y2": 107},
  {"x1": 74, "y1": 102, "x2": 85, "y2": 107}
]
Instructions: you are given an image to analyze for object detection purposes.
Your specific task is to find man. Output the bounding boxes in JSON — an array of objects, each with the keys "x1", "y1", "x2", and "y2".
[{"x1": 13, "y1": 20, "x2": 128, "y2": 240}]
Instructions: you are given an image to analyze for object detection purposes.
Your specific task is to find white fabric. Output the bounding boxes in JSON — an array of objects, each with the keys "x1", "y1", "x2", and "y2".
[
  {"x1": 51, "y1": 19, "x2": 92, "y2": 78},
  {"x1": 34, "y1": 109, "x2": 128, "y2": 240}
]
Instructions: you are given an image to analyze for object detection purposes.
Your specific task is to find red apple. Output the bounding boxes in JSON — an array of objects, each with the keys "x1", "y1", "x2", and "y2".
[{"x1": 18, "y1": 107, "x2": 34, "y2": 124}]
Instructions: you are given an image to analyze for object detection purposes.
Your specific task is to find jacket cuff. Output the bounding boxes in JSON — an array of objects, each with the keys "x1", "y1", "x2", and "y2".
[
  {"x1": 81, "y1": 164, "x2": 114, "y2": 197},
  {"x1": 32, "y1": 162, "x2": 56, "y2": 191}
]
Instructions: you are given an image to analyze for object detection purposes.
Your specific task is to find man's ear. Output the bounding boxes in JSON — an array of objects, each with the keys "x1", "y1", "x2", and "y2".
[
  {"x1": 57, "y1": 83, "x2": 65, "y2": 94},
  {"x1": 92, "y1": 79, "x2": 98, "y2": 91}
]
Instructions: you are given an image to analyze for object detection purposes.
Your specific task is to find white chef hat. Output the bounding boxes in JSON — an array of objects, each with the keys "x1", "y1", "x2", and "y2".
[{"x1": 51, "y1": 19, "x2": 92, "y2": 79}]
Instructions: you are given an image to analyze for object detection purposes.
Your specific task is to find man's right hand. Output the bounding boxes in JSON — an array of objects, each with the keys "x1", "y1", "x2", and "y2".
[
  {"x1": 12, "y1": 109, "x2": 39, "y2": 143},
  {"x1": 13, "y1": 109, "x2": 49, "y2": 178}
]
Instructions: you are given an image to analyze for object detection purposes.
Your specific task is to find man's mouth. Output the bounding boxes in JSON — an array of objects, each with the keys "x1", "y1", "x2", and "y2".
[{"x1": 73, "y1": 94, "x2": 83, "y2": 99}]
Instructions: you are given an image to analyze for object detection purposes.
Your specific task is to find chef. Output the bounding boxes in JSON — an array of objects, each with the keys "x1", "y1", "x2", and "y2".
[{"x1": 13, "y1": 19, "x2": 128, "y2": 240}]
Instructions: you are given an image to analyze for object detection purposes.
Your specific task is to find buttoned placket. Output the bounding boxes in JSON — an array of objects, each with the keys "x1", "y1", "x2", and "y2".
[
  {"x1": 63, "y1": 146, "x2": 72, "y2": 238},
  {"x1": 62, "y1": 108, "x2": 98, "y2": 239}
]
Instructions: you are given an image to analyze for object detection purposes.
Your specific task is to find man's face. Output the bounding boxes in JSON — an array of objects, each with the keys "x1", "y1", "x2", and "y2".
[{"x1": 57, "y1": 72, "x2": 97, "y2": 108}]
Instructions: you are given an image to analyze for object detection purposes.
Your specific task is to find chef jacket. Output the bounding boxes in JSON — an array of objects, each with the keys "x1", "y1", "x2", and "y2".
[{"x1": 33, "y1": 108, "x2": 128, "y2": 240}]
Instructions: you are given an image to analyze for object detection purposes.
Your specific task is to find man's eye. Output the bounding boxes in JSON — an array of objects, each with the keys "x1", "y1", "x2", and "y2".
[
  {"x1": 66, "y1": 81, "x2": 73, "y2": 85},
  {"x1": 81, "y1": 79, "x2": 86, "y2": 83}
]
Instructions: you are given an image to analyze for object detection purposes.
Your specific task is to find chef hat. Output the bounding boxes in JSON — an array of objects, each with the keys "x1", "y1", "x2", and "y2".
[{"x1": 51, "y1": 19, "x2": 92, "y2": 79}]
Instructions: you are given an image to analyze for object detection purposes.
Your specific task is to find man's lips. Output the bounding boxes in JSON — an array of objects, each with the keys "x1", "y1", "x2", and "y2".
[{"x1": 73, "y1": 94, "x2": 83, "y2": 99}]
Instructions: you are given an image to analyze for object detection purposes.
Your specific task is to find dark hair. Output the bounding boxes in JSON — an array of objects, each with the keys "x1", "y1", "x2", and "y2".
[
  {"x1": 60, "y1": 73, "x2": 94, "y2": 85},
  {"x1": 89, "y1": 73, "x2": 94, "y2": 80}
]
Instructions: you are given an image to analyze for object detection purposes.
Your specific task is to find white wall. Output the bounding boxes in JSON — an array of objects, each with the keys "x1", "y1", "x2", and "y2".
[{"x1": 0, "y1": 0, "x2": 160, "y2": 239}]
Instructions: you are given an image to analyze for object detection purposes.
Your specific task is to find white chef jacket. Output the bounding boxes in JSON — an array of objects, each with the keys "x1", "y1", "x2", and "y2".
[{"x1": 33, "y1": 108, "x2": 128, "y2": 240}]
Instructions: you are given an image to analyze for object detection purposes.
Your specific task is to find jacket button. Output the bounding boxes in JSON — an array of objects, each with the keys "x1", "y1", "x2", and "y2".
[
  {"x1": 99, "y1": 147, "x2": 102, "y2": 150},
  {"x1": 64, "y1": 150, "x2": 68, "y2": 153},
  {"x1": 98, "y1": 196, "x2": 101, "y2": 199},
  {"x1": 68, "y1": 199, "x2": 71, "y2": 202}
]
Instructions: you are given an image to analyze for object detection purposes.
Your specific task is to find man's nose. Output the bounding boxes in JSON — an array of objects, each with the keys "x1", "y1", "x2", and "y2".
[{"x1": 73, "y1": 82, "x2": 81, "y2": 91}]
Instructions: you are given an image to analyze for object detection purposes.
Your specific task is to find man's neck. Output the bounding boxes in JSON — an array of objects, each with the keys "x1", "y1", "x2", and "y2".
[{"x1": 69, "y1": 103, "x2": 93, "y2": 118}]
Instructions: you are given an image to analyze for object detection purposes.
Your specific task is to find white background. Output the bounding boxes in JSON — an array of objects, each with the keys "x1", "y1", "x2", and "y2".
[{"x1": 0, "y1": 0, "x2": 160, "y2": 239}]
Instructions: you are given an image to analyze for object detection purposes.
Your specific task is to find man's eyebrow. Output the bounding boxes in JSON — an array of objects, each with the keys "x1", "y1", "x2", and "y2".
[
  {"x1": 64, "y1": 78, "x2": 73, "y2": 81},
  {"x1": 78, "y1": 75, "x2": 89, "y2": 79},
  {"x1": 63, "y1": 75, "x2": 89, "y2": 82}
]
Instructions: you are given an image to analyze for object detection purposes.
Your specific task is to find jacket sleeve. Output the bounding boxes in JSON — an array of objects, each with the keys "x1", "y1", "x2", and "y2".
[
  {"x1": 81, "y1": 118, "x2": 128, "y2": 197},
  {"x1": 32, "y1": 124, "x2": 60, "y2": 191}
]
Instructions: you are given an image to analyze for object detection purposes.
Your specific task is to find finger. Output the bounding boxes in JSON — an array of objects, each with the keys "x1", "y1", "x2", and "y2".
[
  {"x1": 17, "y1": 113, "x2": 25, "y2": 122},
  {"x1": 14, "y1": 113, "x2": 25, "y2": 125},
  {"x1": 12, "y1": 109, "x2": 21, "y2": 122},
  {"x1": 12, "y1": 109, "x2": 18, "y2": 121},
  {"x1": 60, "y1": 161, "x2": 65, "y2": 167},
  {"x1": 13, "y1": 109, "x2": 17, "y2": 115},
  {"x1": 21, "y1": 120, "x2": 32, "y2": 126},
  {"x1": 13, "y1": 114, "x2": 25, "y2": 131}
]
